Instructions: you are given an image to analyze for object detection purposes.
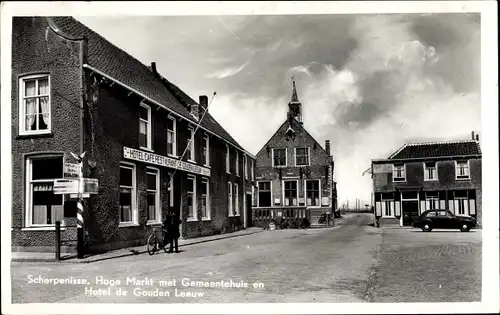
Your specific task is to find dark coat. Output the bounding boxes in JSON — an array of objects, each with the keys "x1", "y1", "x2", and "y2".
[{"x1": 165, "y1": 215, "x2": 181, "y2": 239}]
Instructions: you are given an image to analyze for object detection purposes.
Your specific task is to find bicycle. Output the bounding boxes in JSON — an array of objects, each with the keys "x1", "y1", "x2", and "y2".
[{"x1": 147, "y1": 227, "x2": 170, "y2": 255}]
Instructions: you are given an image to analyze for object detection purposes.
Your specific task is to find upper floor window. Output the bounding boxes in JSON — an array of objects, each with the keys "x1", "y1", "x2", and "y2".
[
  {"x1": 19, "y1": 75, "x2": 51, "y2": 135},
  {"x1": 226, "y1": 145, "x2": 230, "y2": 174},
  {"x1": 26, "y1": 155, "x2": 63, "y2": 227},
  {"x1": 456, "y1": 160, "x2": 470, "y2": 180},
  {"x1": 251, "y1": 160, "x2": 254, "y2": 181},
  {"x1": 393, "y1": 164, "x2": 406, "y2": 182},
  {"x1": 295, "y1": 147, "x2": 310, "y2": 166},
  {"x1": 166, "y1": 116, "x2": 177, "y2": 156},
  {"x1": 424, "y1": 161, "x2": 437, "y2": 181},
  {"x1": 272, "y1": 148, "x2": 287, "y2": 167},
  {"x1": 202, "y1": 135, "x2": 209, "y2": 166},
  {"x1": 187, "y1": 127, "x2": 195, "y2": 162},
  {"x1": 244, "y1": 155, "x2": 248, "y2": 179},
  {"x1": 139, "y1": 103, "x2": 152, "y2": 150},
  {"x1": 236, "y1": 152, "x2": 240, "y2": 176}
]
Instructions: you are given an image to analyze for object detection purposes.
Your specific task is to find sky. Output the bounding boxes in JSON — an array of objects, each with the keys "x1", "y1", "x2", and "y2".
[{"x1": 77, "y1": 13, "x2": 481, "y2": 208}]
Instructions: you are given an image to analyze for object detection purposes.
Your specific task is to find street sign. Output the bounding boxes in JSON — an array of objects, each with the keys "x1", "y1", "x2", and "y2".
[
  {"x1": 64, "y1": 163, "x2": 81, "y2": 178},
  {"x1": 83, "y1": 178, "x2": 99, "y2": 194},
  {"x1": 53, "y1": 179, "x2": 79, "y2": 195}
]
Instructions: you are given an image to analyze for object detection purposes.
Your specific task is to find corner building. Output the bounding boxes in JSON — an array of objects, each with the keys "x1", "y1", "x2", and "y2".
[{"x1": 11, "y1": 17, "x2": 255, "y2": 254}]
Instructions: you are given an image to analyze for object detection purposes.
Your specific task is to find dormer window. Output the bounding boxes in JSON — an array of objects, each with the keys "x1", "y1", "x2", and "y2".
[
  {"x1": 166, "y1": 116, "x2": 177, "y2": 156},
  {"x1": 393, "y1": 164, "x2": 406, "y2": 182},
  {"x1": 190, "y1": 104, "x2": 200, "y2": 121}
]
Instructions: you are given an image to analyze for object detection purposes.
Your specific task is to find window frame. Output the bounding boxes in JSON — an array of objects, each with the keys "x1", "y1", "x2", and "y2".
[
  {"x1": 425, "y1": 191, "x2": 439, "y2": 211},
  {"x1": 186, "y1": 175, "x2": 197, "y2": 221},
  {"x1": 228, "y1": 181, "x2": 233, "y2": 216},
  {"x1": 304, "y1": 179, "x2": 321, "y2": 208},
  {"x1": 146, "y1": 167, "x2": 161, "y2": 224},
  {"x1": 272, "y1": 148, "x2": 287, "y2": 167},
  {"x1": 234, "y1": 183, "x2": 240, "y2": 216},
  {"x1": 19, "y1": 74, "x2": 52, "y2": 136},
  {"x1": 187, "y1": 127, "x2": 195, "y2": 162},
  {"x1": 257, "y1": 181, "x2": 272, "y2": 208},
  {"x1": 423, "y1": 161, "x2": 438, "y2": 181},
  {"x1": 25, "y1": 154, "x2": 65, "y2": 228},
  {"x1": 201, "y1": 178, "x2": 211, "y2": 220},
  {"x1": 380, "y1": 195, "x2": 394, "y2": 217},
  {"x1": 235, "y1": 152, "x2": 240, "y2": 176},
  {"x1": 294, "y1": 147, "x2": 310, "y2": 166},
  {"x1": 166, "y1": 116, "x2": 177, "y2": 157},
  {"x1": 139, "y1": 103, "x2": 152, "y2": 150},
  {"x1": 119, "y1": 162, "x2": 138, "y2": 227},
  {"x1": 251, "y1": 160, "x2": 254, "y2": 181},
  {"x1": 226, "y1": 145, "x2": 230, "y2": 174},
  {"x1": 455, "y1": 160, "x2": 470, "y2": 180},
  {"x1": 244, "y1": 155, "x2": 248, "y2": 179},
  {"x1": 282, "y1": 180, "x2": 299, "y2": 206},
  {"x1": 167, "y1": 172, "x2": 174, "y2": 208},
  {"x1": 202, "y1": 135, "x2": 210, "y2": 166},
  {"x1": 392, "y1": 164, "x2": 406, "y2": 182}
]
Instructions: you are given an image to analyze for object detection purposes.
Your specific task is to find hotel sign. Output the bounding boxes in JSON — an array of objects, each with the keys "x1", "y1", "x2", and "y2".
[{"x1": 123, "y1": 147, "x2": 211, "y2": 177}]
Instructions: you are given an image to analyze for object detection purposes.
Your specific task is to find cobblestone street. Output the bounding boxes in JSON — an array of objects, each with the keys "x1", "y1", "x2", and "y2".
[{"x1": 10, "y1": 214, "x2": 482, "y2": 303}]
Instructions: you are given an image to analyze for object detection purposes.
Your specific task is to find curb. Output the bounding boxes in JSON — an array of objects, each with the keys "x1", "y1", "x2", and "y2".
[{"x1": 12, "y1": 230, "x2": 264, "y2": 264}]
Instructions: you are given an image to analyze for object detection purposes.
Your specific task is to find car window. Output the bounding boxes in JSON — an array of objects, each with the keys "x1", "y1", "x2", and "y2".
[
  {"x1": 437, "y1": 210, "x2": 447, "y2": 216},
  {"x1": 425, "y1": 211, "x2": 436, "y2": 217},
  {"x1": 446, "y1": 211, "x2": 454, "y2": 217}
]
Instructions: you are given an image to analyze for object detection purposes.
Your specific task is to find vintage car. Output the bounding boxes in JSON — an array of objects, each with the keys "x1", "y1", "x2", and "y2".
[{"x1": 412, "y1": 209, "x2": 477, "y2": 232}]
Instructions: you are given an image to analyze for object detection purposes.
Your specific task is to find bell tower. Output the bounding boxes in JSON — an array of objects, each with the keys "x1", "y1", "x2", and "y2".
[{"x1": 287, "y1": 78, "x2": 303, "y2": 124}]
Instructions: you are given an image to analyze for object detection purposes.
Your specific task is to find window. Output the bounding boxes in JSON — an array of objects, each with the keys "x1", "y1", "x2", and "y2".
[
  {"x1": 381, "y1": 194, "x2": 394, "y2": 217},
  {"x1": 187, "y1": 127, "x2": 195, "y2": 161},
  {"x1": 393, "y1": 164, "x2": 406, "y2": 182},
  {"x1": 424, "y1": 162, "x2": 437, "y2": 181},
  {"x1": 26, "y1": 155, "x2": 64, "y2": 227},
  {"x1": 283, "y1": 180, "x2": 298, "y2": 206},
  {"x1": 234, "y1": 183, "x2": 239, "y2": 215},
  {"x1": 425, "y1": 211, "x2": 437, "y2": 217},
  {"x1": 305, "y1": 180, "x2": 320, "y2": 206},
  {"x1": 437, "y1": 210, "x2": 449, "y2": 217},
  {"x1": 202, "y1": 135, "x2": 209, "y2": 166},
  {"x1": 167, "y1": 172, "x2": 174, "y2": 207},
  {"x1": 226, "y1": 145, "x2": 230, "y2": 174},
  {"x1": 139, "y1": 103, "x2": 152, "y2": 150},
  {"x1": 456, "y1": 160, "x2": 470, "y2": 179},
  {"x1": 295, "y1": 148, "x2": 310, "y2": 166},
  {"x1": 19, "y1": 75, "x2": 51, "y2": 135},
  {"x1": 228, "y1": 182, "x2": 233, "y2": 215},
  {"x1": 236, "y1": 153, "x2": 240, "y2": 176},
  {"x1": 119, "y1": 163, "x2": 137, "y2": 224},
  {"x1": 273, "y1": 149, "x2": 287, "y2": 167},
  {"x1": 244, "y1": 155, "x2": 248, "y2": 179},
  {"x1": 201, "y1": 178, "x2": 210, "y2": 219},
  {"x1": 146, "y1": 167, "x2": 160, "y2": 222},
  {"x1": 166, "y1": 116, "x2": 177, "y2": 156},
  {"x1": 454, "y1": 190, "x2": 469, "y2": 215},
  {"x1": 186, "y1": 175, "x2": 197, "y2": 220},
  {"x1": 251, "y1": 160, "x2": 254, "y2": 181},
  {"x1": 258, "y1": 181, "x2": 271, "y2": 207},
  {"x1": 425, "y1": 191, "x2": 439, "y2": 210}
]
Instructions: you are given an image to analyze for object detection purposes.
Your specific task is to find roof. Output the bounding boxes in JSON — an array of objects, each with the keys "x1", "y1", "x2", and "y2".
[
  {"x1": 387, "y1": 140, "x2": 481, "y2": 160},
  {"x1": 49, "y1": 17, "x2": 244, "y2": 151}
]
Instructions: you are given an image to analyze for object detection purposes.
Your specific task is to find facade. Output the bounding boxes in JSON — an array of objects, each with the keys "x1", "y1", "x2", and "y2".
[
  {"x1": 371, "y1": 135, "x2": 482, "y2": 227},
  {"x1": 11, "y1": 16, "x2": 255, "y2": 254},
  {"x1": 252, "y1": 81, "x2": 336, "y2": 227}
]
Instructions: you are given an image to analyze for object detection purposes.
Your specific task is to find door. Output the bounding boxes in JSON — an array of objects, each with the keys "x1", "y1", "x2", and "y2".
[
  {"x1": 402, "y1": 201, "x2": 419, "y2": 226},
  {"x1": 246, "y1": 194, "x2": 253, "y2": 227}
]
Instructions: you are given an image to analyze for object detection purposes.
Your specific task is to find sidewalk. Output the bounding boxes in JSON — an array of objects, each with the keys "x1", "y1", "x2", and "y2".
[{"x1": 11, "y1": 227, "x2": 263, "y2": 264}]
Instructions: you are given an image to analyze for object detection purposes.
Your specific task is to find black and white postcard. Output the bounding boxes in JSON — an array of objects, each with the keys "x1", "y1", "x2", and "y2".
[{"x1": 1, "y1": 1, "x2": 498, "y2": 314}]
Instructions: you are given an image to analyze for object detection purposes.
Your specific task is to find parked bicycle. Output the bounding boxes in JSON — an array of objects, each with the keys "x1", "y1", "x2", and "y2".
[{"x1": 147, "y1": 226, "x2": 169, "y2": 255}]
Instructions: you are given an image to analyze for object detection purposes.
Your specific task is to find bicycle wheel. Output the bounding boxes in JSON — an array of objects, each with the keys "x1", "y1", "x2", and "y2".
[
  {"x1": 147, "y1": 234, "x2": 157, "y2": 255},
  {"x1": 162, "y1": 236, "x2": 170, "y2": 253}
]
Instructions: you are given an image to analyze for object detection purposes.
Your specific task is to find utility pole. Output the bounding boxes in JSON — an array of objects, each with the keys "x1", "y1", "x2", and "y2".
[{"x1": 71, "y1": 151, "x2": 86, "y2": 259}]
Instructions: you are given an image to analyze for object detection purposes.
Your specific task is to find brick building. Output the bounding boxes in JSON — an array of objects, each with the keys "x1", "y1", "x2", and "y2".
[
  {"x1": 252, "y1": 81, "x2": 336, "y2": 227},
  {"x1": 11, "y1": 16, "x2": 255, "y2": 254},
  {"x1": 371, "y1": 134, "x2": 482, "y2": 227}
]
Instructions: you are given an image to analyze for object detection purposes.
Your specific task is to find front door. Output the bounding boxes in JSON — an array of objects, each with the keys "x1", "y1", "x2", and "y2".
[
  {"x1": 402, "y1": 201, "x2": 419, "y2": 226},
  {"x1": 246, "y1": 194, "x2": 253, "y2": 227}
]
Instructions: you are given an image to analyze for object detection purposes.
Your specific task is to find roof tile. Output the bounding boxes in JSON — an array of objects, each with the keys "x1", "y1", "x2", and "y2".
[{"x1": 389, "y1": 140, "x2": 481, "y2": 159}]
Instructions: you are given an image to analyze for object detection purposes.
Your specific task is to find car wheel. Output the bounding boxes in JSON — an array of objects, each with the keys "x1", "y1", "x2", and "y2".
[
  {"x1": 421, "y1": 223, "x2": 433, "y2": 232},
  {"x1": 460, "y1": 223, "x2": 470, "y2": 232}
]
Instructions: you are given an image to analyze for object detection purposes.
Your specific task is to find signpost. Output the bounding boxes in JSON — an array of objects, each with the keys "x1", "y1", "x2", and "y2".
[
  {"x1": 64, "y1": 163, "x2": 81, "y2": 178},
  {"x1": 53, "y1": 179, "x2": 79, "y2": 195},
  {"x1": 70, "y1": 151, "x2": 87, "y2": 259}
]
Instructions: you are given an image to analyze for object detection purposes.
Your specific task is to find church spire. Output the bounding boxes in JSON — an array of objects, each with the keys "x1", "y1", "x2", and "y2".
[{"x1": 288, "y1": 77, "x2": 303, "y2": 123}]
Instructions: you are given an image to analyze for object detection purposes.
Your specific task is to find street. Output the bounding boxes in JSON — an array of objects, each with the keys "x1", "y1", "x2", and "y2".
[{"x1": 11, "y1": 213, "x2": 481, "y2": 303}]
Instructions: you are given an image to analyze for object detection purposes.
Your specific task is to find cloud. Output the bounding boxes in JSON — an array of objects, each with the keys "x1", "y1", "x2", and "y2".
[{"x1": 206, "y1": 61, "x2": 250, "y2": 79}]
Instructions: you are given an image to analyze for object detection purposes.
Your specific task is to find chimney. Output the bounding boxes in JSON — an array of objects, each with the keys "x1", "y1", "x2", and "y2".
[
  {"x1": 199, "y1": 95, "x2": 208, "y2": 115},
  {"x1": 151, "y1": 62, "x2": 157, "y2": 74},
  {"x1": 325, "y1": 140, "x2": 331, "y2": 155},
  {"x1": 475, "y1": 134, "x2": 479, "y2": 142},
  {"x1": 471, "y1": 131, "x2": 475, "y2": 140}
]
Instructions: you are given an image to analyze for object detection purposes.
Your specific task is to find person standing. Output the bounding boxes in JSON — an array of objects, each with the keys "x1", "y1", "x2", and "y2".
[{"x1": 167, "y1": 212, "x2": 181, "y2": 253}]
